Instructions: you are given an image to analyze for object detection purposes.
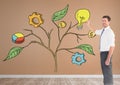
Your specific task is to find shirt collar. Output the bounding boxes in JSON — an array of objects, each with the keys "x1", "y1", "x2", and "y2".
[{"x1": 103, "y1": 26, "x2": 110, "y2": 30}]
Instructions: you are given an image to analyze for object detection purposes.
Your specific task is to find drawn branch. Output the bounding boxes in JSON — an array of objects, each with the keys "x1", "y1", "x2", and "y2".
[
  {"x1": 71, "y1": 22, "x2": 78, "y2": 28},
  {"x1": 24, "y1": 29, "x2": 44, "y2": 45},
  {"x1": 23, "y1": 41, "x2": 41, "y2": 48},
  {"x1": 55, "y1": 22, "x2": 72, "y2": 54},
  {"x1": 24, "y1": 29, "x2": 57, "y2": 71},
  {"x1": 58, "y1": 47, "x2": 76, "y2": 54},
  {"x1": 66, "y1": 32, "x2": 88, "y2": 43},
  {"x1": 24, "y1": 29, "x2": 54, "y2": 55},
  {"x1": 48, "y1": 29, "x2": 53, "y2": 48},
  {"x1": 39, "y1": 26, "x2": 53, "y2": 48},
  {"x1": 55, "y1": 22, "x2": 86, "y2": 54},
  {"x1": 39, "y1": 26, "x2": 49, "y2": 38},
  {"x1": 52, "y1": 21, "x2": 60, "y2": 42}
]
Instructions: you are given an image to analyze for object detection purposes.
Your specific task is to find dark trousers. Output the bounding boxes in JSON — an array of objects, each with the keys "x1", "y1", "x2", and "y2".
[{"x1": 100, "y1": 51, "x2": 113, "y2": 85}]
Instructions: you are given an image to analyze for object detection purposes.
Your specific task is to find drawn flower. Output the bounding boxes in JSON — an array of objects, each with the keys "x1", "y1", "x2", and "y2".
[
  {"x1": 28, "y1": 12, "x2": 44, "y2": 28},
  {"x1": 72, "y1": 52, "x2": 86, "y2": 65}
]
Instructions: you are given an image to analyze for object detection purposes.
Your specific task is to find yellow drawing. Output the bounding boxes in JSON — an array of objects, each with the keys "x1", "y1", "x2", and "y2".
[
  {"x1": 88, "y1": 30, "x2": 96, "y2": 38},
  {"x1": 28, "y1": 12, "x2": 44, "y2": 28},
  {"x1": 75, "y1": 9, "x2": 90, "y2": 29},
  {"x1": 58, "y1": 21, "x2": 67, "y2": 28}
]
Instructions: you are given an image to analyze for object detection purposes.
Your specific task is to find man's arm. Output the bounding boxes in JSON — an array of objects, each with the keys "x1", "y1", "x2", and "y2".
[{"x1": 105, "y1": 46, "x2": 115, "y2": 66}]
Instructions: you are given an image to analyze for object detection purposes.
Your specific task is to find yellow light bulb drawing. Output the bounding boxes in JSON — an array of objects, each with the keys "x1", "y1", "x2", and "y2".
[{"x1": 75, "y1": 9, "x2": 90, "y2": 30}]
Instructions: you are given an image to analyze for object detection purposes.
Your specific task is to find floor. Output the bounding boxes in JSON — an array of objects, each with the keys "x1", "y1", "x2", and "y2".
[{"x1": 0, "y1": 78, "x2": 120, "y2": 85}]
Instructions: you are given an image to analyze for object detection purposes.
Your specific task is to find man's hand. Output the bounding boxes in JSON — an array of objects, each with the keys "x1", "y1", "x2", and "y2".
[
  {"x1": 105, "y1": 46, "x2": 115, "y2": 66},
  {"x1": 105, "y1": 58, "x2": 110, "y2": 66}
]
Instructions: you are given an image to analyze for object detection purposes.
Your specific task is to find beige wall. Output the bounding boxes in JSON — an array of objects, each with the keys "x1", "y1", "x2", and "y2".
[{"x1": 0, "y1": 0, "x2": 120, "y2": 74}]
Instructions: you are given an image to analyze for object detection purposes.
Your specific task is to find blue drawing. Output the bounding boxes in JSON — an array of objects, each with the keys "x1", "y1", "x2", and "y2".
[{"x1": 72, "y1": 52, "x2": 86, "y2": 65}]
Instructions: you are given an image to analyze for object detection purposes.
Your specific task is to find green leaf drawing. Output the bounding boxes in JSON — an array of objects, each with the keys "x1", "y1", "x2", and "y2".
[
  {"x1": 52, "y1": 4, "x2": 69, "y2": 21},
  {"x1": 3, "y1": 47, "x2": 24, "y2": 61},
  {"x1": 76, "y1": 44, "x2": 95, "y2": 55}
]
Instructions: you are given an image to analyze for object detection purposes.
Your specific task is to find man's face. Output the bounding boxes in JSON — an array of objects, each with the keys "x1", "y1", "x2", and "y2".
[{"x1": 102, "y1": 18, "x2": 110, "y2": 28}]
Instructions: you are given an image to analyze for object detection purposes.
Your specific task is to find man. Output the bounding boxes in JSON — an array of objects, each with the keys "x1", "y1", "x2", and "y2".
[{"x1": 87, "y1": 15, "x2": 115, "y2": 85}]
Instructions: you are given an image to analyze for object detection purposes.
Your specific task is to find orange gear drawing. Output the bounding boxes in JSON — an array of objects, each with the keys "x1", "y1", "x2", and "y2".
[{"x1": 28, "y1": 12, "x2": 44, "y2": 28}]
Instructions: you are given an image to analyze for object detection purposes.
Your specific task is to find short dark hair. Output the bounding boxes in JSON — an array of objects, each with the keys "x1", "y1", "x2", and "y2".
[{"x1": 102, "y1": 15, "x2": 111, "y2": 21}]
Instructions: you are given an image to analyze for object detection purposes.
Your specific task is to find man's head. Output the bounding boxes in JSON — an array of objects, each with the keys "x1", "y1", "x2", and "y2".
[{"x1": 102, "y1": 15, "x2": 111, "y2": 28}]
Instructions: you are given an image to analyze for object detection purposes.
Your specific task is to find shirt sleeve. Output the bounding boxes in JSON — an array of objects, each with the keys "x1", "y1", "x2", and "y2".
[
  {"x1": 108, "y1": 30, "x2": 115, "y2": 47},
  {"x1": 95, "y1": 29, "x2": 103, "y2": 35}
]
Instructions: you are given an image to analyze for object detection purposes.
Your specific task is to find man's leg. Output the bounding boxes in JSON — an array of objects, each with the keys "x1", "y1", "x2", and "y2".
[{"x1": 100, "y1": 52, "x2": 113, "y2": 85}]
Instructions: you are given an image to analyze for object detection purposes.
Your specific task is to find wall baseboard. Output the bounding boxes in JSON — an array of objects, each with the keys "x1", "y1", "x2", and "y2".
[{"x1": 0, "y1": 75, "x2": 120, "y2": 78}]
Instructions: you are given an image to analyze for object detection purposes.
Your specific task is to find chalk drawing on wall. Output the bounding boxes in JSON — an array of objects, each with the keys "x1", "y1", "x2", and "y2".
[
  {"x1": 29, "y1": 12, "x2": 44, "y2": 28},
  {"x1": 72, "y1": 52, "x2": 86, "y2": 65},
  {"x1": 3, "y1": 4, "x2": 95, "y2": 72},
  {"x1": 75, "y1": 9, "x2": 90, "y2": 30},
  {"x1": 58, "y1": 21, "x2": 67, "y2": 28},
  {"x1": 88, "y1": 30, "x2": 96, "y2": 38},
  {"x1": 12, "y1": 32, "x2": 25, "y2": 44}
]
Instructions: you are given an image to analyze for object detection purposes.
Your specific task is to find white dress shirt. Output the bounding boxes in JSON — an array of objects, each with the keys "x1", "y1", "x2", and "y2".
[{"x1": 95, "y1": 26, "x2": 115, "y2": 52}]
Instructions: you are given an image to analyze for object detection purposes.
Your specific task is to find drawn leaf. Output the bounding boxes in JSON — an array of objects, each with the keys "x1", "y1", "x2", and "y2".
[
  {"x1": 52, "y1": 4, "x2": 69, "y2": 21},
  {"x1": 76, "y1": 44, "x2": 95, "y2": 55},
  {"x1": 3, "y1": 47, "x2": 24, "y2": 61}
]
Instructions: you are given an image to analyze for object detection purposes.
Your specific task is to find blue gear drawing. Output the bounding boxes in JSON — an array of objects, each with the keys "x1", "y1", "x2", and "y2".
[{"x1": 72, "y1": 52, "x2": 86, "y2": 65}]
